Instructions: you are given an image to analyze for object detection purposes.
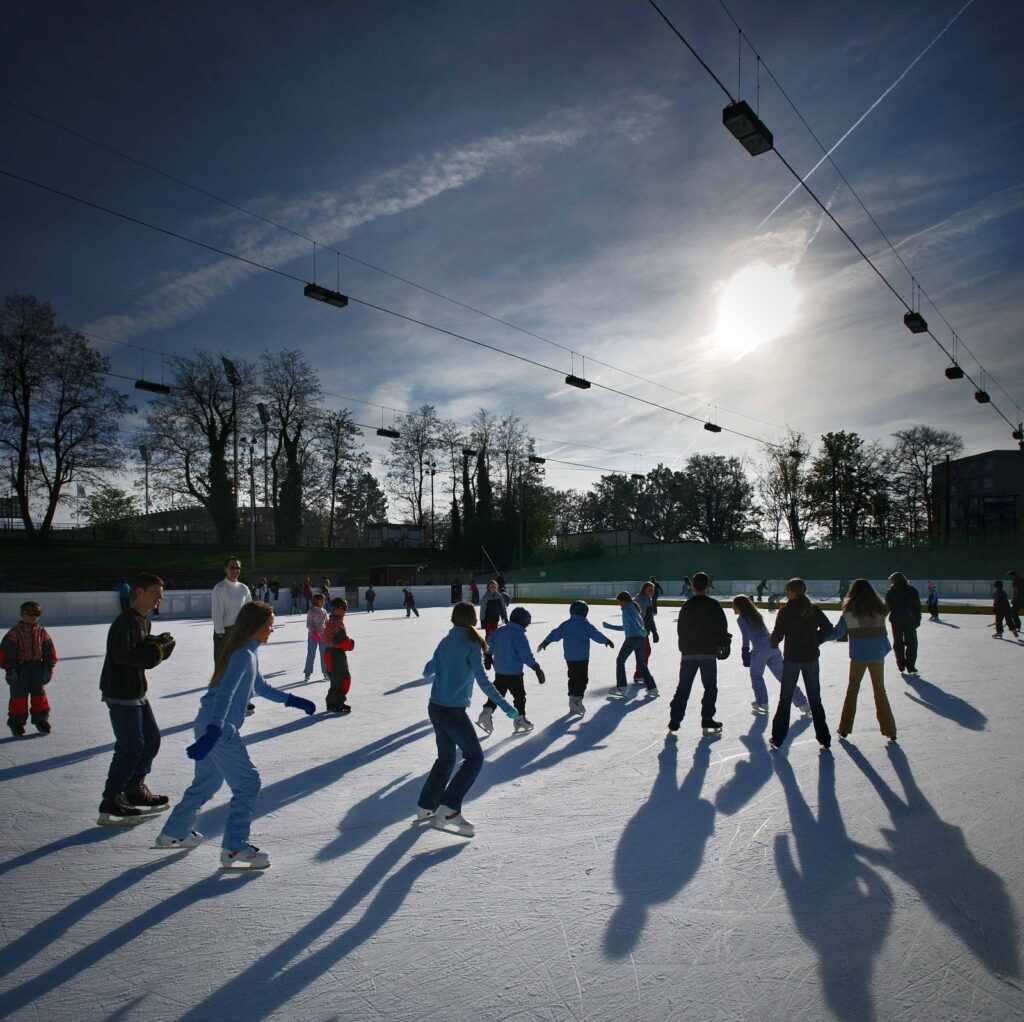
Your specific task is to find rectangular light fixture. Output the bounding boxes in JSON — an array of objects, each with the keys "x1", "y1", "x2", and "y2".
[
  {"x1": 135, "y1": 379, "x2": 171, "y2": 395},
  {"x1": 528, "y1": 455, "x2": 546, "y2": 464},
  {"x1": 722, "y1": 100, "x2": 773, "y2": 156},
  {"x1": 565, "y1": 375, "x2": 591, "y2": 390},
  {"x1": 703, "y1": 422, "x2": 722, "y2": 433},
  {"x1": 462, "y1": 448, "x2": 478, "y2": 458},
  {"x1": 377, "y1": 427, "x2": 401, "y2": 439},
  {"x1": 304, "y1": 283, "x2": 349, "y2": 309},
  {"x1": 903, "y1": 312, "x2": 928, "y2": 334},
  {"x1": 974, "y1": 390, "x2": 991, "y2": 404},
  {"x1": 944, "y1": 365, "x2": 964, "y2": 379}
]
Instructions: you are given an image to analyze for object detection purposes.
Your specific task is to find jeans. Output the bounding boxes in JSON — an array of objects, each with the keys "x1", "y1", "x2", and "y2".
[
  {"x1": 669, "y1": 657, "x2": 717, "y2": 724},
  {"x1": 103, "y1": 701, "x2": 161, "y2": 797},
  {"x1": 160, "y1": 726, "x2": 261, "y2": 850},
  {"x1": 303, "y1": 634, "x2": 326, "y2": 677},
  {"x1": 749, "y1": 646, "x2": 806, "y2": 708},
  {"x1": 890, "y1": 621, "x2": 918, "y2": 671},
  {"x1": 771, "y1": 660, "x2": 831, "y2": 748},
  {"x1": 838, "y1": 660, "x2": 895, "y2": 737},
  {"x1": 418, "y1": 703, "x2": 484, "y2": 813},
  {"x1": 615, "y1": 636, "x2": 655, "y2": 689}
]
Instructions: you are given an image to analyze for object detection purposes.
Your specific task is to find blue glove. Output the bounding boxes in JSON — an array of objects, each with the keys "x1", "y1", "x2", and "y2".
[
  {"x1": 186, "y1": 724, "x2": 222, "y2": 761},
  {"x1": 504, "y1": 707, "x2": 519, "y2": 720},
  {"x1": 286, "y1": 693, "x2": 316, "y2": 715},
  {"x1": 742, "y1": 650, "x2": 752, "y2": 668}
]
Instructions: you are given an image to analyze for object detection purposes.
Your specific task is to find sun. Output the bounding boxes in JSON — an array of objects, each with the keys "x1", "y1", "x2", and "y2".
[{"x1": 714, "y1": 262, "x2": 800, "y2": 357}]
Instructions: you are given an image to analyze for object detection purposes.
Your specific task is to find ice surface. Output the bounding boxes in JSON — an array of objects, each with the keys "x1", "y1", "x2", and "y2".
[{"x1": 0, "y1": 605, "x2": 1021, "y2": 1021}]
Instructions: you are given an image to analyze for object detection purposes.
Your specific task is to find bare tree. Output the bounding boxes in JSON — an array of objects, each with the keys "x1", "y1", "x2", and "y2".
[
  {"x1": 891, "y1": 425, "x2": 963, "y2": 541},
  {"x1": 383, "y1": 404, "x2": 440, "y2": 524},
  {"x1": 759, "y1": 432, "x2": 810, "y2": 549}
]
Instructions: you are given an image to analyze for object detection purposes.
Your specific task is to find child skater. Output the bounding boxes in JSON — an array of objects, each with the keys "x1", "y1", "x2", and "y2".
[
  {"x1": 732, "y1": 594, "x2": 809, "y2": 716},
  {"x1": 365, "y1": 584, "x2": 376, "y2": 613},
  {"x1": 476, "y1": 607, "x2": 545, "y2": 735},
  {"x1": 993, "y1": 580, "x2": 1018, "y2": 638},
  {"x1": 2, "y1": 600, "x2": 58, "y2": 736},
  {"x1": 926, "y1": 582, "x2": 940, "y2": 623},
  {"x1": 604, "y1": 591, "x2": 657, "y2": 696},
  {"x1": 155, "y1": 602, "x2": 315, "y2": 865},
  {"x1": 416, "y1": 602, "x2": 519, "y2": 837},
  {"x1": 828, "y1": 580, "x2": 897, "y2": 742},
  {"x1": 303, "y1": 593, "x2": 328, "y2": 681},
  {"x1": 324, "y1": 597, "x2": 355, "y2": 712},
  {"x1": 537, "y1": 600, "x2": 615, "y2": 716},
  {"x1": 769, "y1": 578, "x2": 833, "y2": 751},
  {"x1": 480, "y1": 579, "x2": 508, "y2": 639},
  {"x1": 633, "y1": 581, "x2": 660, "y2": 681}
]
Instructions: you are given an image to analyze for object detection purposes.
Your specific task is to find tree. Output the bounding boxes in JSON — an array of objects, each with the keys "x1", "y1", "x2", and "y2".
[
  {"x1": 678, "y1": 453, "x2": 759, "y2": 544},
  {"x1": 758, "y1": 432, "x2": 810, "y2": 549},
  {"x1": 890, "y1": 425, "x2": 963, "y2": 541},
  {"x1": 383, "y1": 405, "x2": 440, "y2": 525},
  {"x1": 0, "y1": 294, "x2": 132, "y2": 538},
  {"x1": 314, "y1": 410, "x2": 372, "y2": 546},
  {"x1": 81, "y1": 485, "x2": 140, "y2": 540},
  {"x1": 804, "y1": 432, "x2": 884, "y2": 545}
]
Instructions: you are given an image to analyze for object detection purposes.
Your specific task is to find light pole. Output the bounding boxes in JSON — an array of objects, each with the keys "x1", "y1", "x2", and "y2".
[
  {"x1": 247, "y1": 436, "x2": 257, "y2": 576},
  {"x1": 257, "y1": 402, "x2": 271, "y2": 510},
  {"x1": 139, "y1": 445, "x2": 151, "y2": 523},
  {"x1": 221, "y1": 356, "x2": 243, "y2": 506},
  {"x1": 424, "y1": 458, "x2": 437, "y2": 548}
]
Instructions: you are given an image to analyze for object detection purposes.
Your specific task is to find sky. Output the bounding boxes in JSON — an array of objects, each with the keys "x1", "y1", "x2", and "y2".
[{"x1": 2, "y1": 0, "x2": 1023, "y2": 514}]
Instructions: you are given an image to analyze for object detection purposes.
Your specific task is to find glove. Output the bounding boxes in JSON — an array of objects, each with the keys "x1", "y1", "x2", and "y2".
[
  {"x1": 186, "y1": 724, "x2": 222, "y2": 761},
  {"x1": 537, "y1": 641, "x2": 548, "y2": 652},
  {"x1": 504, "y1": 707, "x2": 519, "y2": 720},
  {"x1": 157, "y1": 633, "x2": 176, "y2": 660},
  {"x1": 340, "y1": 637, "x2": 355, "y2": 651},
  {"x1": 285, "y1": 694, "x2": 316, "y2": 715},
  {"x1": 605, "y1": 640, "x2": 615, "y2": 648},
  {"x1": 742, "y1": 650, "x2": 751, "y2": 668},
  {"x1": 652, "y1": 632, "x2": 660, "y2": 644},
  {"x1": 484, "y1": 654, "x2": 493, "y2": 671},
  {"x1": 533, "y1": 665, "x2": 546, "y2": 685},
  {"x1": 310, "y1": 631, "x2": 322, "y2": 644}
]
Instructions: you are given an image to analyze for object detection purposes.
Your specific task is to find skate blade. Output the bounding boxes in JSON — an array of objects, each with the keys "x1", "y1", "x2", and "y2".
[
  {"x1": 97, "y1": 814, "x2": 149, "y2": 827},
  {"x1": 219, "y1": 861, "x2": 271, "y2": 871},
  {"x1": 134, "y1": 803, "x2": 170, "y2": 814},
  {"x1": 701, "y1": 728, "x2": 723, "y2": 736},
  {"x1": 433, "y1": 822, "x2": 474, "y2": 838}
]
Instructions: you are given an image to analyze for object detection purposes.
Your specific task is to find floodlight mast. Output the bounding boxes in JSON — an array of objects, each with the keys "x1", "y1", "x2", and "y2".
[{"x1": 221, "y1": 357, "x2": 243, "y2": 506}]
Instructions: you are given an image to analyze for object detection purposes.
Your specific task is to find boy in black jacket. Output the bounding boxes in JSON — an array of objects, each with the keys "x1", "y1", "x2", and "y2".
[
  {"x1": 884, "y1": 571, "x2": 922, "y2": 674},
  {"x1": 769, "y1": 578, "x2": 833, "y2": 751}
]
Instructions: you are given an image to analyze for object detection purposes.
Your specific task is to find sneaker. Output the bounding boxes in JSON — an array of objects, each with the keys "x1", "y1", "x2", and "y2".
[
  {"x1": 245, "y1": 703, "x2": 256, "y2": 716},
  {"x1": 413, "y1": 807, "x2": 435, "y2": 823},
  {"x1": 98, "y1": 793, "x2": 144, "y2": 825},
  {"x1": 33, "y1": 719, "x2": 52, "y2": 734},
  {"x1": 476, "y1": 708, "x2": 494, "y2": 734},
  {"x1": 221, "y1": 844, "x2": 270, "y2": 869},
  {"x1": 751, "y1": 701, "x2": 769, "y2": 714},
  {"x1": 513, "y1": 715, "x2": 534, "y2": 734},
  {"x1": 126, "y1": 782, "x2": 170, "y2": 812},
  {"x1": 154, "y1": 830, "x2": 203, "y2": 849},
  {"x1": 433, "y1": 806, "x2": 475, "y2": 837}
]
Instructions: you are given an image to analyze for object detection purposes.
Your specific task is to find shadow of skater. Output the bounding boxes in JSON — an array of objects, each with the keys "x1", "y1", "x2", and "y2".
[
  {"x1": 844, "y1": 741, "x2": 1019, "y2": 980},
  {"x1": 603, "y1": 736, "x2": 716, "y2": 958},
  {"x1": 901, "y1": 673, "x2": 987, "y2": 731},
  {"x1": 715, "y1": 712, "x2": 773, "y2": 816},
  {"x1": 773, "y1": 752, "x2": 892, "y2": 1022}
]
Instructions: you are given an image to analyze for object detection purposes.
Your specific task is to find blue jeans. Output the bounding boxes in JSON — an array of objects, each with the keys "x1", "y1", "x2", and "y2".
[
  {"x1": 615, "y1": 636, "x2": 655, "y2": 689},
  {"x1": 303, "y1": 634, "x2": 326, "y2": 677},
  {"x1": 749, "y1": 647, "x2": 807, "y2": 707},
  {"x1": 418, "y1": 703, "x2": 484, "y2": 813},
  {"x1": 771, "y1": 659, "x2": 831, "y2": 748},
  {"x1": 103, "y1": 701, "x2": 161, "y2": 797},
  {"x1": 160, "y1": 726, "x2": 261, "y2": 850},
  {"x1": 669, "y1": 657, "x2": 717, "y2": 724}
]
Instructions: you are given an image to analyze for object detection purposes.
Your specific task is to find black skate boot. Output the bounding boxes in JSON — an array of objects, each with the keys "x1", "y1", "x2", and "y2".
[
  {"x1": 701, "y1": 719, "x2": 723, "y2": 736},
  {"x1": 98, "y1": 793, "x2": 144, "y2": 826},
  {"x1": 126, "y1": 781, "x2": 170, "y2": 813},
  {"x1": 32, "y1": 717, "x2": 51, "y2": 734}
]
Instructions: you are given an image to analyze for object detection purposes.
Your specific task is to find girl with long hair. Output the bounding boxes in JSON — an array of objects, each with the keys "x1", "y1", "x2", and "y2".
[
  {"x1": 479, "y1": 580, "x2": 508, "y2": 639},
  {"x1": 830, "y1": 580, "x2": 897, "y2": 741},
  {"x1": 605, "y1": 590, "x2": 656, "y2": 696},
  {"x1": 155, "y1": 602, "x2": 315, "y2": 867},
  {"x1": 732, "y1": 594, "x2": 809, "y2": 715}
]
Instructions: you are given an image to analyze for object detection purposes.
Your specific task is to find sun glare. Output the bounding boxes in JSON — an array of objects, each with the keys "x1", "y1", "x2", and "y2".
[{"x1": 714, "y1": 262, "x2": 800, "y2": 358}]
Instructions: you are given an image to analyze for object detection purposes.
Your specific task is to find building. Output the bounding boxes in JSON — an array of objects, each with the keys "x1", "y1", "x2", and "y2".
[
  {"x1": 556, "y1": 529, "x2": 657, "y2": 554},
  {"x1": 366, "y1": 523, "x2": 427, "y2": 549},
  {"x1": 932, "y1": 449, "x2": 1024, "y2": 543}
]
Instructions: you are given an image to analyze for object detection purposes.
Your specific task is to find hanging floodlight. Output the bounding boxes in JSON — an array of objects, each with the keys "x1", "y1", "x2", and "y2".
[
  {"x1": 565, "y1": 375, "x2": 591, "y2": 390},
  {"x1": 528, "y1": 455, "x2": 546, "y2": 465},
  {"x1": 903, "y1": 312, "x2": 928, "y2": 334},
  {"x1": 304, "y1": 283, "x2": 349, "y2": 309},
  {"x1": 722, "y1": 100, "x2": 774, "y2": 156},
  {"x1": 462, "y1": 447, "x2": 478, "y2": 458},
  {"x1": 944, "y1": 364, "x2": 964, "y2": 380},
  {"x1": 974, "y1": 390, "x2": 991, "y2": 404},
  {"x1": 376, "y1": 427, "x2": 401, "y2": 439},
  {"x1": 1012, "y1": 426, "x2": 1023, "y2": 441},
  {"x1": 135, "y1": 379, "x2": 171, "y2": 394},
  {"x1": 703, "y1": 422, "x2": 722, "y2": 433}
]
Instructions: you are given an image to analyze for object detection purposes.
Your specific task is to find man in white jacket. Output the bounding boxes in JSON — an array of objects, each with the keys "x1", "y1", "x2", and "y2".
[{"x1": 212, "y1": 556, "x2": 252, "y2": 663}]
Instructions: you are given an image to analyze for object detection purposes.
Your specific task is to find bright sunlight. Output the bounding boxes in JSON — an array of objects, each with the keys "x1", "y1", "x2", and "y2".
[{"x1": 714, "y1": 262, "x2": 800, "y2": 358}]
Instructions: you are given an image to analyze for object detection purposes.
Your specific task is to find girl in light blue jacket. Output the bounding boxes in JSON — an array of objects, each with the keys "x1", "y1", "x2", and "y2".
[{"x1": 604, "y1": 591, "x2": 656, "y2": 695}]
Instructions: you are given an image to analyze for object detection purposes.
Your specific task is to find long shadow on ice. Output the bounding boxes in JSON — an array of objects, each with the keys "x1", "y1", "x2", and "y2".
[
  {"x1": 383, "y1": 675, "x2": 432, "y2": 694},
  {"x1": 715, "y1": 712, "x2": 772, "y2": 815},
  {"x1": 773, "y1": 752, "x2": 892, "y2": 1022},
  {"x1": 844, "y1": 741, "x2": 1019, "y2": 979},
  {"x1": 0, "y1": 825, "x2": 130, "y2": 879},
  {"x1": 603, "y1": 736, "x2": 716, "y2": 958},
  {"x1": 901, "y1": 672, "x2": 987, "y2": 731},
  {"x1": 174, "y1": 826, "x2": 464, "y2": 1022}
]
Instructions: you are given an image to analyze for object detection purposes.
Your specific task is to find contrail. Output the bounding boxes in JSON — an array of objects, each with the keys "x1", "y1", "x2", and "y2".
[{"x1": 758, "y1": 0, "x2": 977, "y2": 228}]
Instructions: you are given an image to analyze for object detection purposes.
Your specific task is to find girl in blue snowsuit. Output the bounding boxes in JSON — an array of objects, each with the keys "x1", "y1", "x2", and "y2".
[
  {"x1": 732, "y1": 594, "x2": 808, "y2": 715},
  {"x1": 538, "y1": 600, "x2": 614, "y2": 715},
  {"x1": 156, "y1": 602, "x2": 315, "y2": 867},
  {"x1": 604, "y1": 591, "x2": 656, "y2": 695}
]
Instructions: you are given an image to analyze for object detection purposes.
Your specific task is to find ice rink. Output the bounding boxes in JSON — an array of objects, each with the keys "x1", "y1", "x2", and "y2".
[{"x1": 0, "y1": 602, "x2": 1021, "y2": 1022}]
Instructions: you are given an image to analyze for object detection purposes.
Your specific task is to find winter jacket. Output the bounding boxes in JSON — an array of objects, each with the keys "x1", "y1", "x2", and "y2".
[
  {"x1": 636, "y1": 593, "x2": 659, "y2": 638},
  {"x1": 541, "y1": 601, "x2": 610, "y2": 661},
  {"x1": 306, "y1": 607, "x2": 329, "y2": 635},
  {"x1": 994, "y1": 588, "x2": 1012, "y2": 612},
  {"x1": 884, "y1": 582, "x2": 921, "y2": 626},
  {"x1": 677, "y1": 594, "x2": 730, "y2": 656},
  {"x1": 489, "y1": 621, "x2": 538, "y2": 675},
  {"x1": 1, "y1": 621, "x2": 57, "y2": 681},
  {"x1": 770, "y1": 598, "x2": 832, "y2": 661},
  {"x1": 423, "y1": 627, "x2": 513, "y2": 713},
  {"x1": 736, "y1": 615, "x2": 772, "y2": 656},
  {"x1": 99, "y1": 608, "x2": 163, "y2": 701},
  {"x1": 605, "y1": 602, "x2": 647, "y2": 639},
  {"x1": 196, "y1": 639, "x2": 289, "y2": 733},
  {"x1": 480, "y1": 590, "x2": 508, "y2": 626},
  {"x1": 829, "y1": 611, "x2": 892, "y2": 662}
]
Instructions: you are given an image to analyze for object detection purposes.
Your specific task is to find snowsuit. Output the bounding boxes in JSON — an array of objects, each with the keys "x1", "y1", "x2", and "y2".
[
  {"x1": 2, "y1": 621, "x2": 57, "y2": 732},
  {"x1": 480, "y1": 590, "x2": 508, "y2": 639},
  {"x1": 884, "y1": 580, "x2": 921, "y2": 672},
  {"x1": 830, "y1": 611, "x2": 896, "y2": 738},
  {"x1": 482, "y1": 621, "x2": 539, "y2": 717},
  {"x1": 324, "y1": 614, "x2": 354, "y2": 711},
  {"x1": 304, "y1": 605, "x2": 329, "y2": 677},
  {"x1": 606, "y1": 602, "x2": 656, "y2": 691},
  {"x1": 159, "y1": 639, "x2": 291, "y2": 850},
  {"x1": 669, "y1": 594, "x2": 729, "y2": 726},
  {"x1": 540, "y1": 601, "x2": 611, "y2": 698},
  {"x1": 736, "y1": 615, "x2": 806, "y2": 710}
]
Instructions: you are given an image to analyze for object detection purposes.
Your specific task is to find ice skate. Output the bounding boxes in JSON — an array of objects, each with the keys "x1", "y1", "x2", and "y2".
[
  {"x1": 568, "y1": 696, "x2": 586, "y2": 717},
  {"x1": 701, "y1": 719, "x2": 723, "y2": 736},
  {"x1": 643, "y1": 685, "x2": 659, "y2": 698},
  {"x1": 34, "y1": 719, "x2": 52, "y2": 734},
  {"x1": 609, "y1": 686, "x2": 627, "y2": 698},
  {"x1": 154, "y1": 829, "x2": 203, "y2": 849},
  {"x1": 220, "y1": 844, "x2": 270, "y2": 869},
  {"x1": 433, "y1": 806, "x2": 475, "y2": 837},
  {"x1": 476, "y1": 707, "x2": 494, "y2": 734},
  {"x1": 512, "y1": 715, "x2": 534, "y2": 734},
  {"x1": 413, "y1": 807, "x2": 435, "y2": 823},
  {"x1": 97, "y1": 793, "x2": 145, "y2": 827},
  {"x1": 245, "y1": 702, "x2": 256, "y2": 716},
  {"x1": 667, "y1": 719, "x2": 680, "y2": 734},
  {"x1": 126, "y1": 782, "x2": 170, "y2": 813},
  {"x1": 751, "y1": 701, "x2": 769, "y2": 714},
  {"x1": 799, "y1": 706, "x2": 812, "y2": 719},
  {"x1": 9, "y1": 724, "x2": 25, "y2": 737}
]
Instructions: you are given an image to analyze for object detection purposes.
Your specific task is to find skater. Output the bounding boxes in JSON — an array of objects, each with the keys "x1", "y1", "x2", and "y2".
[
  {"x1": 303, "y1": 579, "x2": 313, "y2": 612},
  {"x1": 450, "y1": 578, "x2": 462, "y2": 604},
  {"x1": 756, "y1": 579, "x2": 768, "y2": 602},
  {"x1": 926, "y1": 582, "x2": 940, "y2": 622},
  {"x1": 402, "y1": 585, "x2": 420, "y2": 618},
  {"x1": 732, "y1": 594, "x2": 808, "y2": 716},
  {"x1": 993, "y1": 580, "x2": 1018, "y2": 637},
  {"x1": 212, "y1": 555, "x2": 255, "y2": 716},
  {"x1": 469, "y1": 578, "x2": 480, "y2": 605},
  {"x1": 604, "y1": 590, "x2": 657, "y2": 696},
  {"x1": 647, "y1": 576, "x2": 664, "y2": 614},
  {"x1": 667, "y1": 572, "x2": 728, "y2": 734},
  {"x1": 155, "y1": 601, "x2": 315, "y2": 864},
  {"x1": 477, "y1": 607, "x2": 545, "y2": 735},
  {"x1": 679, "y1": 577, "x2": 694, "y2": 599},
  {"x1": 884, "y1": 571, "x2": 921, "y2": 674},
  {"x1": 97, "y1": 573, "x2": 177, "y2": 825},
  {"x1": 1008, "y1": 570, "x2": 1022, "y2": 633},
  {"x1": 2, "y1": 601, "x2": 58, "y2": 736},
  {"x1": 480, "y1": 579, "x2": 508, "y2": 639},
  {"x1": 416, "y1": 602, "x2": 519, "y2": 837},
  {"x1": 538, "y1": 600, "x2": 616, "y2": 716},
  {"x1": 116, "y1": 577, "x2": 131, "y2": 612},
  {"x1": 324, "y1": 598, "x2": 356, "y2": 712},
  {"x1": 769, "y1": 578, "x2": 833, "y2": 751},
  {"x1": 633, "y1": 581, "x2": 660, "y2": 680},
  {"x1": 290, "y1": 581, "x2": 301, "y2": 614},
  {"x1": 365, "y1": 584, "x2": 376, "y2": 613},
  {"x1": 303, "y1": 593, "x2": 329, "y2": 681},
  {"x1": 268, "y1": 577, "x2": 281, "y2": 604},
  {"x1": 829, "y1": 580, "x2": 897, "y2": 741}
]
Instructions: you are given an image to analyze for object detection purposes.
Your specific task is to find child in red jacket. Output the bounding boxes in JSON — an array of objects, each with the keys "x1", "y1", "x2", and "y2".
[
  {"x1": 324, "y1": 598, "x2": 355, "y2": 713},
  {"x1": 2, "y1": 601, "x2": 58, "y2": 736}
]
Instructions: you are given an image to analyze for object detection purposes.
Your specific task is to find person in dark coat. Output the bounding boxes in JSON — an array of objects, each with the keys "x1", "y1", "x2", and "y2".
[{"x1": 884, "y1": 572, "x2": 922, "y2": 674}]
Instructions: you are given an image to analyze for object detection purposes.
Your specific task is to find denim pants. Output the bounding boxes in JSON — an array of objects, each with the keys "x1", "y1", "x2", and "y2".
[
  {"x1": 771, "y1": 659, "x2": 831, "y2": 748},
  {"x1": 669, "y1": 657, "x2": 717, "y2": 724},
  {"x1": 418, "y1": 703, "x2": 484, "y2": 813},
  {"x1": 749, "y1": 646, "x2": 807, "y2": 707},
  {"x1": 160, "y1": 726, "x2": 261, "y2": 850},
  {"x1": 889, "y1": 621, "x2": 918, "y2": 671},
  {"x1": 103, "y1": 701, "x2": 161, "y2": 797},
  {"x1": 616, "y1": 636, "x2": 655, "y2": 689},
  {"x1": 303, "y1": 634, "x2": 326, "y2": 676}
]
